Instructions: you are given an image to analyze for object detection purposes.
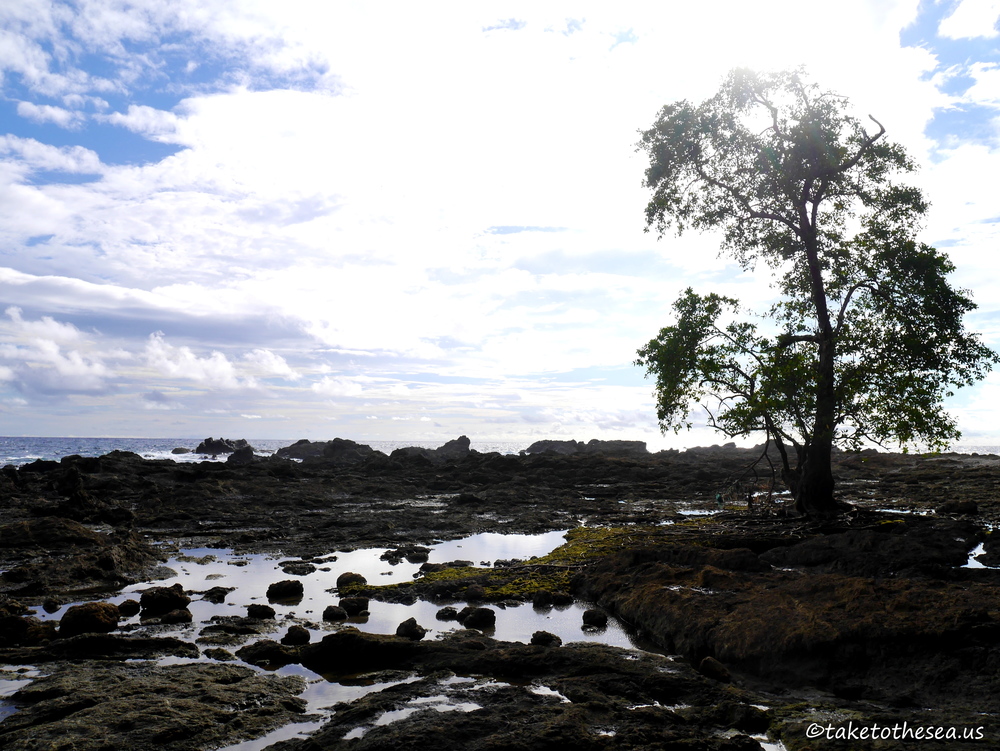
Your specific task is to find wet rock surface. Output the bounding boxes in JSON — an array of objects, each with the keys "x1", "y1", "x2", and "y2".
[
  {"x1": 0, "y1": 661, "x2": 306, "y2": 750},
  {"x1": 1, "y1": 440, "x2": 999, "y2": 748}
]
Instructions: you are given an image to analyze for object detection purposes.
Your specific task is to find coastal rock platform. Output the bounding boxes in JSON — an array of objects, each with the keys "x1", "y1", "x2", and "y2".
[{"x1": 1, "y1": 439, "x2": 999, "y2": 749}]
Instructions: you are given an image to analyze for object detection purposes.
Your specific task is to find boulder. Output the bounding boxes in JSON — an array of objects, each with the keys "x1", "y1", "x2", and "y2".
[
  {"x1": 118, "y1": 599, "x2": 141, "y2": 617},
  {"x1": 247, "y1": 604, "x2": 276, "y2": 620},
  {"x1": 380, "y1": 545, "x2": 431, "y2": 564},
  {"x1": 458, "y1": 606, "x2": 496, "y2": 630},
  {"x1": 158, "y1": 609, "x2": 194, "y2": 625},
  {"x1": 530, "y1": 631, "x2": 562, "y2": 647},
  {"x1": 236, "y1": 639, "x2": 299, "y2": 667},
  {"x1": 435, "y1": 606, "x2": 459, "y2": 621},
  {"x1": 139, "y1": 584, "x2": 190, "y2": 616},
  {"x1": 299, "y1": 628, "x2": 422, "y2": 675},
  {"x1": 395, "y1": 617, "x2": 427, "y2": 641},
  {"x1": 1, "y1": 615, "x2": 57, "y2": 647},
  {"x1": 338, "y1": 597, "x2": 369, "y2": 616},
  {"x1": 280, "y1": 625, "x2": 311, "y2": 646},
  {"x1": 582, "y1": 609, "x2": 609, "y2": 628},
  {"x1": 266, "y1": 580, "x2": 304, "y2": 602},
  {"x1": 698, "y1": 656, "x2": 732, "y2": 683},
  {"x1": 280, "y1": 561, "x2": 317, "y2": 576},
  {"x1": 322, "y1": 605, "x2": 348, "y2": 622},
  {"x1": 226, "y1": 446, "x2": 256, "y2": 465},
  {"x1": 336, "y1": 572, "x2": 367, "y2": 588},
  {"x1": 202, "y1": 586, "x2": 235, "y2": 604},
  {"x1": 59, "y1": 602, "x2": 120, "y2": 637}
]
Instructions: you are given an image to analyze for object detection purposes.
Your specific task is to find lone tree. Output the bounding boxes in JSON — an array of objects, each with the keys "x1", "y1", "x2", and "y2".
[{"x1": 635, "y1": 68, "x2": 996, "y2": 516}]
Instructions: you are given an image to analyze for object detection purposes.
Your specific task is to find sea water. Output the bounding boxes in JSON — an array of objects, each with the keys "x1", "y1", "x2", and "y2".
[{"x1": 0, "y1": 437, "x2": 527, "y2": 467}]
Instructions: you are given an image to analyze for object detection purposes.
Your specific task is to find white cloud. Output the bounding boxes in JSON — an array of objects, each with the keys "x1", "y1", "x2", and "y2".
[
  {"x1": 143, "y1": 332, "x2": 250, "y2": 390},
  {"x1": 311, "y1": 375, "x2": 366, "y2": 398},
  {"x1": 102, "y1": 104, "x2": 181, "y2": 141},
  {"x1": 0, "y1": 135, "x2": 102, "y2": 174},
  {"x1": 938, "y1": 0, "x2": 1000, "y2": 38},
  {"x1": 16, "y1": 101, "x2": 85, "y2": 128},
  {"x1": 0, "y1": 1, "x2": 997, "y2": 446},
  {"x1": 5, "y1": 306, "x2": 83, "y2": 344},
  {"x1": 242, "y1": 348, "x2": 298, "y2": 379}
]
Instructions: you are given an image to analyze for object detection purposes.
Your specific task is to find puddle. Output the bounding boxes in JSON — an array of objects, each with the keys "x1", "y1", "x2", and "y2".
[
  {"x1": 752, "y1": 737, "x2": 789, "y2": 751},
  {"x1": 219, "y1": 669, "x2": 423, "y2": 750},
  {"x1": 344, "y1": 693, "x2": 482, "y2": 739},
  {"x1": 28, "y1": 529, "x2": 645, "y2": 652},
  {"x1": 677, "y1": 509, "x2": 718, "y2": 517},
  {"x1": 0, "y1": 667, "x2": 39, "y2": 720},
  {"x1": 14, "y1": 529, "x2": 655, "y2": 742},
  {"x1": 963, "y1": 543, "x2": 1000, "y2": 569}
]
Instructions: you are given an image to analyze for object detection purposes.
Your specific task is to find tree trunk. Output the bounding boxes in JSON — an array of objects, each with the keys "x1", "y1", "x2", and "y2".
[{"x1": 796, "y1": 337, "x2": 838, "y2": 516}]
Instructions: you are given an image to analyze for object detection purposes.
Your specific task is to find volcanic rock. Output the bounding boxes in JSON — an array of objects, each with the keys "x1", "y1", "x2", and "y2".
[
  {"x1": 140, "y1": 584, "x2": 190, "y2": 616},
  {"x1": 266, "y1": 579, "x2": 304, "y2": 602},
  {"x1": 336, "y1": 571, "x2": 367, "y2": 588},
  {"x1": 59, "y1": 601, "x2": 120, "y2": 637},
  {"x1": 395, "y1": 617, "x2": 427, "y2": 641},
  {"x1": 322, "y1": 605, "x2": 348, "y2": 621},
  {"x1": 195, "y1": 437, "x2": 251, "y2": 455},
  {"x1": 280, "y1": 625, "x2": 311, "y2": 645}
]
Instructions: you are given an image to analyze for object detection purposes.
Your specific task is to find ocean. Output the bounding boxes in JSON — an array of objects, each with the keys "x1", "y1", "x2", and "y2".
[
  {"x1": 2, "y1": 436, "x2": 996, "y2": 469},
  {"x1": 0, "y1": 436, "x2": 528, "y2": 467}
]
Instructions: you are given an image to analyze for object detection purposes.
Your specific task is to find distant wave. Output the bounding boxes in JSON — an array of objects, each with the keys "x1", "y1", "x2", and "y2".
[{"x1": 0, "y1": 436, "x2": 527, "y2": 467}]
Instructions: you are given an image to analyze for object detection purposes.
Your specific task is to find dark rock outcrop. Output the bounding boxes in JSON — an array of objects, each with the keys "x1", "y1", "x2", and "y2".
[
  {"x1": 336, "y1": 571, "x2": 367, "y2": 588},
  {"x1": 59, "y1": 601, "x2": 120, "y2": 637},
  {"x1": 395, "y1": 617, "x2": 427, "y2": 640},
  {"x1": 275, "y1": 438, "x2": 381, "y2": 464},
  {"x1": 195, "y1": 437, "x2": 251, "y2": 455},
  {"x1": 524, "y1": 438, "x2": 648, "y2": 457},
  {"x1": 140, "y1": 584, "x2": 191, "y2": 617},
  {"x1": 391, "y1": 436, "x2": 472, "y2": 464},
  {"x1": 266, "y1": 580, "x2": 304, "y2": 602},
  {"x1": 0, "y1": 662, "x2": 306, "y2": 750}
]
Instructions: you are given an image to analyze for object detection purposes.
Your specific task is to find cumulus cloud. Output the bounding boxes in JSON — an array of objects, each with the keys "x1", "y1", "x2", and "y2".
[
  {"x1": 144, "y1": 332, "x2": 250, "y2": 390},
  {"x1": 1, "y1": 342, "x2": 114, "y2": 396},
  {"x1": 16, "y1": 101, "x2": 85, "y2": 128},
  {"x1": 101, "y1": 104, "x2": 181, "y2": 142},
  {"x1": 0, "y1": 135, "x2": 103, "y2": 174},
  {"x1": 5, "y1": 306, "x2": 83, "y2": 344},
  {"x1": 0, "y1": 307, "x2": 116, "y2": 395},
  {"x1": 242, "y1": 348, "x2": 299, "y2": 379},
  {"x1": 938, "y1": 0, "x2": 1000, "y2": 39},
  {"x1": 311, "y1": 375, "x2": 365, "y2": 397}
]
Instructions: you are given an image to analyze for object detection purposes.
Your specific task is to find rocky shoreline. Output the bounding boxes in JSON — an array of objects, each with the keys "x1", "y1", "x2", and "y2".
[{"x1": 1, "y1": 437, "x2": 998, "y2": 749}]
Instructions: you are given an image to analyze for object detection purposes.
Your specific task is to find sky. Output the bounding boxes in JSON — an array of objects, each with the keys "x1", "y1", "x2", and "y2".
[{"x1": 1, "y1": 1, "x2": 999, "y2": 450}]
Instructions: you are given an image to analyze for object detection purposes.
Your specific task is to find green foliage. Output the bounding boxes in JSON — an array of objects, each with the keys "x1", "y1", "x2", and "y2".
[{"x1": 635, "y1": 68, "x2": 997, "y2": 509}]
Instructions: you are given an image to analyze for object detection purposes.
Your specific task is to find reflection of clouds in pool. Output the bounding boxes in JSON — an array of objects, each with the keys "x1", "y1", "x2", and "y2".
[
  {"x1": 430, "y1": 530, "x2": 569, "y2": 564},
  {"x1": 26, "y1": 530, "x2": 646, "y2": 652}
]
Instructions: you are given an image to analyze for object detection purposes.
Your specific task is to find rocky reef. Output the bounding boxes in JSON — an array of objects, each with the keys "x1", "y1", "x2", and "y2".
[{"x1": 0, "y1": 439, "x2": 998, "y2": 749}]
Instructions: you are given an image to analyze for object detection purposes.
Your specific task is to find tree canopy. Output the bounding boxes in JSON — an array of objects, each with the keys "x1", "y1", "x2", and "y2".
[{"x1": 635, "y1": 68, "x2": 997, "y2": 516}]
